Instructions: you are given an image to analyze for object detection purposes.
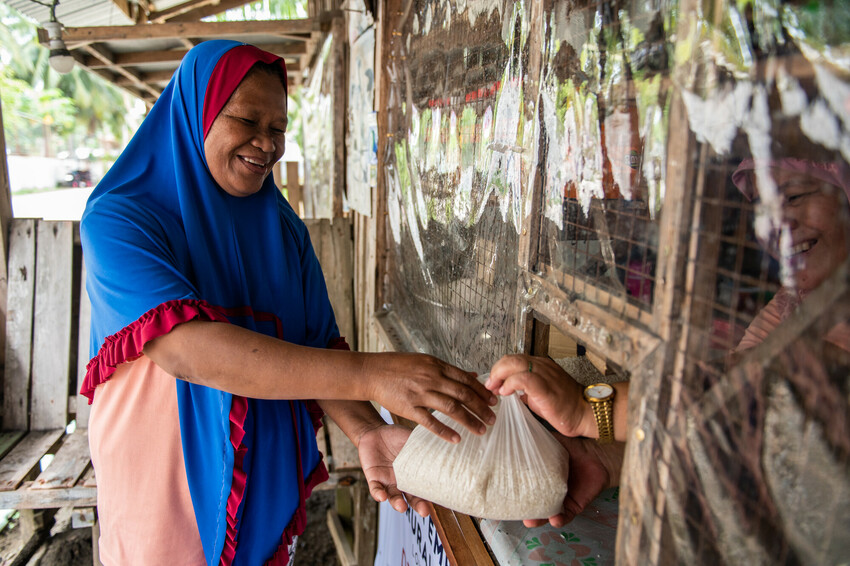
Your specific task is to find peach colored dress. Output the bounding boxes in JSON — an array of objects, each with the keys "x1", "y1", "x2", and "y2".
[{"x1": 88, "y1": 356, "x2": 205, "y2": 566}]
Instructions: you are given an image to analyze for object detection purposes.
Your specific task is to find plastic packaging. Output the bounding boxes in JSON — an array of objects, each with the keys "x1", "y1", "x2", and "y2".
[{"x1": 393, "y1": 375, "x2": 570, "y2": 520}]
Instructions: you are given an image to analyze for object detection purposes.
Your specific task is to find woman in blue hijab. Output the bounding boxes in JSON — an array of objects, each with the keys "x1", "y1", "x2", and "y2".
[{"x1": 81, "y1": 40, "x2": 496, "y2": 566}]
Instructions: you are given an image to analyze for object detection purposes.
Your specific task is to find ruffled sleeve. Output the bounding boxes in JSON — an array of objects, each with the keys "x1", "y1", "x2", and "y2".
[{"x1": 81, "y1": 299, "x2": 231, "y2": 402}]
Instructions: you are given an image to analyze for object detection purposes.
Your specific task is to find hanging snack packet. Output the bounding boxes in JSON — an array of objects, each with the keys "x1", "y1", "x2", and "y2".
[{"x1": 393, "y1": 374, "x2": 570, "y2": 520}]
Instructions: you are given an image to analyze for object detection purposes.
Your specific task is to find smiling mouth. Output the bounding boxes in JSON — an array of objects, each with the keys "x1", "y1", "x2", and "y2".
[
  {"x1": 239, "y1": 155, "x2": 268, "y2": 173},
  {"x1": 790, "y1": 239, "x2": 815, "y2": 256}
]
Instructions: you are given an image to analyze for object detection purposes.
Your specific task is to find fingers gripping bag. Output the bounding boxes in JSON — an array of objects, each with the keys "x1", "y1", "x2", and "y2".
[{"x1": 393, "y1": 374, "x2": 570, "y2": 520}]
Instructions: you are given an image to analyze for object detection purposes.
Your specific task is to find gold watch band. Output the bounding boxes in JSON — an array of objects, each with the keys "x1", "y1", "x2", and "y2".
[{"x1": 591, "y1": 398, "x2": 615, "y2": 444}]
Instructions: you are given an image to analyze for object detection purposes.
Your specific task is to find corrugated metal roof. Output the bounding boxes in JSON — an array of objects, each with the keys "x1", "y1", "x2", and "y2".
[
  {"x1": 2, "y1": 0, "x2": 326, "y2": 104},
  {"x1": 5, "y1": 0, "x2": 135, "y2": 27}
]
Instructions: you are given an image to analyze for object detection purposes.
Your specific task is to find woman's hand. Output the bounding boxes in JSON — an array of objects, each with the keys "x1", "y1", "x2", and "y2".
[
  {"x1": 523, "y1": 435, "x2": 624, "y2": 528},
  {"x1": 486, "y1": 354, "x2": 591, "y2": 438},
  {"x1": 364, "y1": 353, "x2": 497, "y2": 444},
  {"x1": 357, "y1": 424, "x2": 431, "y2": 517}
]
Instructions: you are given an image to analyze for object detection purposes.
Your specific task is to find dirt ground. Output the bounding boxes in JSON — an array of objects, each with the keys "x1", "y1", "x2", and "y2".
[{"x1": 0, "y1": 490, "x2": 340, "y2": 566}]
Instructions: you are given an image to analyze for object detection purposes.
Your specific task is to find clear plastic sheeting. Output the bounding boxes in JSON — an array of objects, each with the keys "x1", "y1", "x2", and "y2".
[
  {"x1": 383, "y1": 0, "x2": 527, "y2": 371},
  {"x1": 381, "y1": 0, "x2": 849, "y2": 564},
  {"x1": 536, "y1": 0, "x2": 672, "y2": 313},
  {"x1": 617, "y1": 0, "x2": 850, "y2": 564},
  {"x1": 300, "y1": 35, "x2": 335, "y2": 219}
]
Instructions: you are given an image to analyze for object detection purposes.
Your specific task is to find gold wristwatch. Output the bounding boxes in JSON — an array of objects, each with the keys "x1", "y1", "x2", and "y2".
[{"x1": 583, "y1": 383, "x2": 615, "y2": 444}]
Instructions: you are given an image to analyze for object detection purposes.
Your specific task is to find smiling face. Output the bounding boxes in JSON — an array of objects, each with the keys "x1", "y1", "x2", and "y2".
[
  {"x1": 204, "y1": 68, "x2": 287, "y2": 197},
  {"x1": 767, "y1": 167, "x2": 850, "y2": 292}
]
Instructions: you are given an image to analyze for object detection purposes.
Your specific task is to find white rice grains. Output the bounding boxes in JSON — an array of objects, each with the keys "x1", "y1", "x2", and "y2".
[{"x1": 393, "y1": 388, "x2": 570, "y2": 520}]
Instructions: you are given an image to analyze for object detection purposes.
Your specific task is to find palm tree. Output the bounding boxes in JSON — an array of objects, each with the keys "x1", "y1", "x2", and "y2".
[{"x1": 0, "y1": 3, "x2": 134, "y2": 155}]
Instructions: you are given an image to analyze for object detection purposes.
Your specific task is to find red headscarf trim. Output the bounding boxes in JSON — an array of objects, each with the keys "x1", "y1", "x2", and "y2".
[{"x1": 202, "y1": 44, "x2": 287, "y2": 139}]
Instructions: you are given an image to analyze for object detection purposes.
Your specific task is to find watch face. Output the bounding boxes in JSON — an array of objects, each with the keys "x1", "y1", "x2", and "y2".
[{"x1": 586, "y1": 383, "x2": 614, "y2": 400}]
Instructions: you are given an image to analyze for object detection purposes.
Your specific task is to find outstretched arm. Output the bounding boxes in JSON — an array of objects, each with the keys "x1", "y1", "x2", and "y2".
[{"x1": 143, "y1": 320, "x2": 496, "y2": 443}]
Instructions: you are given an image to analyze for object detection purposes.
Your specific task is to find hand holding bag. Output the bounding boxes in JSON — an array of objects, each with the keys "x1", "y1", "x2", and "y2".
[{"x1": 393, "y1": 374, "x2": 570, "y2": 520}]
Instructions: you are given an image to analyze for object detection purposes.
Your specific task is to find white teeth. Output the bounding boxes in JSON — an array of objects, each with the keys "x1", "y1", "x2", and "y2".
[
  {"x1": 242, "y1": 156, "x2": 265, "y2": 166},
  {"x1": 791, "y1": 241, "x2": 813, "y2": 255}
]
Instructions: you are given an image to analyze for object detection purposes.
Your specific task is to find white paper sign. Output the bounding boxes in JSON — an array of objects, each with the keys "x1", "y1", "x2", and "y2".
[{"x1": 374, "y1": 502, "x2": 449, "y2": 566}]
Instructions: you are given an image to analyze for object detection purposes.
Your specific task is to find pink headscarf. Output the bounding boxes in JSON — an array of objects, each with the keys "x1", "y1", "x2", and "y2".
[{"x1": 732, "y1": 157, "x2": 850, "y2": 202}]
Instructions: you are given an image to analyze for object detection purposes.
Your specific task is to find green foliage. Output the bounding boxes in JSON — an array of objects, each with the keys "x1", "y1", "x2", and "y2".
[
  {"x1": 204, "y1": 0, "x2": 308, "y2": 21},
  {"x1": 1, "y1": 69, "x2": 76, "y2": 153},
  {"x1": 0, "y1": 3, "x2": 135, "y2": 155}
]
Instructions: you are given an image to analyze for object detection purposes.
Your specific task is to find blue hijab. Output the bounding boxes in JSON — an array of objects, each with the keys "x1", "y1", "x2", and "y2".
[{"x1": 81, "y1": 40, "x2": 338, "y2": 565}]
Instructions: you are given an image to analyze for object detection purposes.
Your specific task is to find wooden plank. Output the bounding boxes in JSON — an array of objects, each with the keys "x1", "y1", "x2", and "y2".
[
  {"x1": 548, "y1": 325, "x2": 578, "y2": 359},
  {"x1": 428, "y1": 504, "x2": 495, "y2": 566},
  {"x1": 326, "y1": 419, "x2": 360, "y2": 472},
  {"x1": 0, "y1": 483, "x2": 97, "y2": 509},
  {"x1": 332, "y1": 16, "x2": 346, "y2": 218},
  {"x1": 3, "y1": 219, "x2": 36, "y2": 430},
  {"x1": 304, "y1": 218, "x2": 355, "y2": 345},
  {"x1": 0, "y1": 431, "x2": 25, "y2": 460},
  {"x1": 286, "y1": 161, "x2": 304, "y2": 217},
  {"x1": 30, "y1": 221, "x2": 74, "y2": 431},
  {"x1": 352, "y1": 480, "x2": 377, "y2": 566},
  {"x1": 525, "y1": 270, "x2": 661, "y2": 372},
  {"x1": 327, "y1": 509, "x2": 357, "y2": 566},
  {"x1": 75, "y1": 260, "x2": 92, "y2": 428},
  {"x1": 80, "y1": 465, "x2": 97, "y2": 488},
  {"x1": 31, "y1": 430, "x2": 89, "y2": 490},
  {"x1": 0, "y1": 429, "x2": 64, "y2": 491},
  {"x1": 313, "y1": 470, "x2": 363, "y2": 491}
]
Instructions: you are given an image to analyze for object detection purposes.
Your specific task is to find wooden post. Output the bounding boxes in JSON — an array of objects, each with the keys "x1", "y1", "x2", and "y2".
[
  {"x1": 332, "y1": 16, "x2": 347, "y2": 218},
  {"x1": 511, "y1": 0, "x2": 546, "y2": 354},
  {"x1": 0, "y1": 95, "x2": 14, "y2": 366},
  {"x1": 373, "y1": 0, "x2": 396, "y2": 313},
  {"x1": 286, "y1": 161, "x2": 304, "y2": 217},
  {"x1": 352, "y1": 480, "x2": 377, "y2": 565}
]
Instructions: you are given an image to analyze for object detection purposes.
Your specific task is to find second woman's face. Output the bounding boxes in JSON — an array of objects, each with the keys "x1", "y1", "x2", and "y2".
[
  {"x1": 204, "y1": 69, "x2": 287, "y2": 197},
  {"x1": 770, "y1": 168, "x2": 850, "y2": 292}
]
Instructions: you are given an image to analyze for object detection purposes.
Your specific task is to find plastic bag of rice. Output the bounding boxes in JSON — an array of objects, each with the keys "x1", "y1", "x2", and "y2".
[{"x1": 393, "y1": 374, "x2": 569, "y2": 520}]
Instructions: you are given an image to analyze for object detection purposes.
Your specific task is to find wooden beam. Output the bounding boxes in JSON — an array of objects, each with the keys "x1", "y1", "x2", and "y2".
[
  {"x1": 82, "y1": 41, "x2": 307, "y2": 70},
  {"x1": 115, "y1": 69, "x2": 175, "y2": 86},
  {"x1": 79, "y1": 44, "x2": 162, "y2": 99},
  {"x1": 108, "y1": 0, "x2": 134, "y2": 20},
  {"x1": 63, "y1": 20, "x2": 314, "y2": 46},
  {"x1": 148, "y1": 0, "x2": 217, "y2": 23},
  {"x1": 327, "y1": 510, "x2": 357, "y2": 566},
  {"x1": 83, "y1": 48, "x2": 187, "y2": 68},
  {"x1": 0, "y1": 483, "x2": 97, "y2": 509},
  {"x1": 76, "y1": 64, "x2": 157, "y2": 106},
  {"x1": 158, "y1": 0, "x2": 256, "y2": 23}
]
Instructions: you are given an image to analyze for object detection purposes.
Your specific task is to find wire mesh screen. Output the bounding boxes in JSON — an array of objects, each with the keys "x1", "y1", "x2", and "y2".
[
  {"x1": 536, "y1": 0, "x2": 671, "y2": 317},
  {"x1": 379, "y1": 0, "x2": 849, "y2": 564},
  {"x1": 617, "y1": 1, "x2": 850, "y2": 564},
  {"x1": 382, "y1": 1, "x2": 530, "y2": 372}
]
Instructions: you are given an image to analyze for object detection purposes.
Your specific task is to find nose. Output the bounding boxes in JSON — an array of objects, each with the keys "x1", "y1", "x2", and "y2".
[
  {"x1": 252, "y1": 133, "x2": 275, "y2": 153},
  {"x1": 781, "y1": 201, "x2": 800, "y2": 230}
]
